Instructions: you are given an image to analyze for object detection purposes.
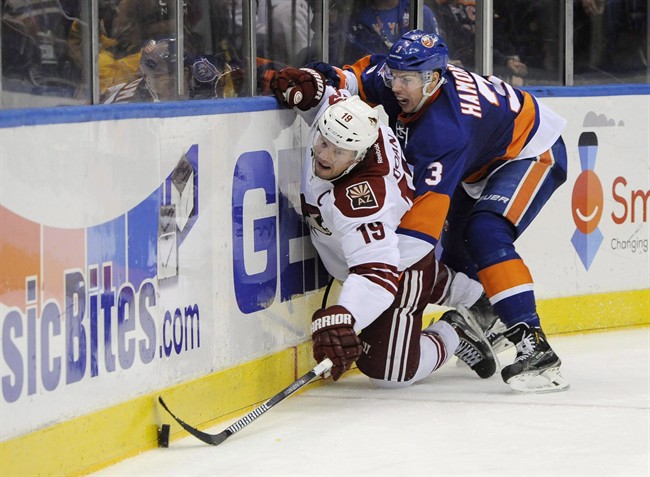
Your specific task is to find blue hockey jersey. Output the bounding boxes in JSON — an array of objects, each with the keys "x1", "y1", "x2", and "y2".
[{"x1": 337, "y1": 56, "x2": 566, "y2": 245}]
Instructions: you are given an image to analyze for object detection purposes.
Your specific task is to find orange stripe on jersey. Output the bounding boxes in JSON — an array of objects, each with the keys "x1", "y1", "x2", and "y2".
[
  {"x1": 464, "y1": 157, "x2": 506, "y2": 184},
  {"x1": 344, "y1": 56, "x2": 376, "y2": 106},
  {"x1": 332, "y1": 66, "x2": 347, "y2": 90},
  {"x1": 399, "y1": 191, "x2": 450, "y2": 242},
  {"x1": 504, "y1": 149, "x2": 555, "y2": 226},
  {"x1": 477, "y1": 259, "x2": 533, "y2": 298},
  {"x1": 504, "y1": 92, "x2": 537, "y2": 159}
]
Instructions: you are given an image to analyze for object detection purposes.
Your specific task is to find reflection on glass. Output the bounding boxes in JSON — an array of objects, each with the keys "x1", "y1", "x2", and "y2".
[
  {"x1": 70, "y1": 0, "x2": 134, "y2": 97},
  {"x1": 99, "y1": 37, "x2": 246, "y2": 103},
  {"x1": 326, "y1": 1, "x2": 353, "y2": 67},
  {"x1": 343, "y1": 0, "x2": 439, "y2": 65},
  {"x1": 427, "y1": 0, "x2": 561, "y2": 86},
  {"x1": 1, "y1": 0, "x2": 91, "y2": 109},
  {"x1": 259, "y1": 0, "x2": 315, "y2": 66},
  {"x1": 574, "y1": 0, "x2": 648, "y2": 84},
  {"x1": 97, "y1": 0, "x2": 179, "y2": 102},
  {"x1": 505, "y1": 0, "x2": 563, "y2": 85},
  {"x1": 2, "y1": 0, "x2": 648, "y2": 110}
]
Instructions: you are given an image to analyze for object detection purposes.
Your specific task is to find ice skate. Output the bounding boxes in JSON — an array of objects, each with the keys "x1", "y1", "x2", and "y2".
[
  {"x1": 484, "y1": 319, "x2": 511, "y2": 354},
  {"x1": 438, "y1": 310, "x2": 497, "y2": 379},
  {"x1": 501, "y1": 323, "x2": 570, "y2": 393},
  {"x1": 460, "y1": 293, "x2": 512, "y2": 354}
]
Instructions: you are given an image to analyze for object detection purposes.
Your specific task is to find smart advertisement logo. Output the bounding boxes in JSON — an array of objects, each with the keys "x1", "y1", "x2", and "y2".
[
  {"x1": 1, "y1": 146, "x2": 200, "y2": 403},
  {"x1": 571, "y1": 130, "x2": 649, "y2": 270},
  {"x1": 571, "y1": 132, "x2": 604, "y2": 269}
]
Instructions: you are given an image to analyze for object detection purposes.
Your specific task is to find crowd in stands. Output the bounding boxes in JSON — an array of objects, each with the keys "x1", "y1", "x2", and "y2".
[{"x1": 1, "y1": 0, "x2": 647, "y2": 108}]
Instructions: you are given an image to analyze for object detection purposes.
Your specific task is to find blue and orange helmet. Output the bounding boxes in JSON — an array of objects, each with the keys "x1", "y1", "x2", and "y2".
[{"x1": 385, "y1": 30, "x2": 449, "y2": 72}]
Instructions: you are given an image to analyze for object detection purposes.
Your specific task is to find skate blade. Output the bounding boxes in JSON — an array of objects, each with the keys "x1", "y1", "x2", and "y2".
[{"x1": 506, "y1": 366, "x2": 570, "y2": 394}]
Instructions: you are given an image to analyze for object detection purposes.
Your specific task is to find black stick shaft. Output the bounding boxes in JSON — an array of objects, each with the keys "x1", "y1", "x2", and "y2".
[{"x1": 158, "y1": 358, "x2": 333, "y2": 446}]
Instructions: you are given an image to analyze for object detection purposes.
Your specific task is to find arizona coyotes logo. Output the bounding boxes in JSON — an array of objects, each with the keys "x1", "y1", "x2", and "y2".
[
  {"x1": 346, "y1": 182, "x2": 378, "y2": 210},
  {"x1": 301, "y1": 194, "x2": 331, "y2": 236}
]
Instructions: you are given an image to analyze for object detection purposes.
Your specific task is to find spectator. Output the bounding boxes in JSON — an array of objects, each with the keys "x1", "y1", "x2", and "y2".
[
  {"x1": 1, "y1": 0, "x2": 78, "y2": 87},
  {"x1": 323, "y1": 1, "x2": 355, "y2": 67},
  {"x1": 67, "y1": 0, "x2": 142, "y2": 93},
  {"x1": 431, "y1": 0, "x2": 527, "y2": 84},
  {"x1": 109, "y1": 0, "x2": 203, "y2": 60},
  {"x1": 574, "y1": 0, "x2": 607, "y2": 75},
  {"x1": 265, "y1": 0, "x2": 314, "y2": 65},
  {"x1": 574, "y1": 0, "x2": 647, "y2": 81},
  {"x1": 603, "y1": 0, "x2": 647, "y2": 75},
  {"x1": 345, "y1": 0, "x2": 439, "y2": 64},
  {"x1": 211, "y1": 0, "x2": 314, "y2": 65},
  {"x1": 101, "y1": 38, "x2": 243, "y2": 103}
]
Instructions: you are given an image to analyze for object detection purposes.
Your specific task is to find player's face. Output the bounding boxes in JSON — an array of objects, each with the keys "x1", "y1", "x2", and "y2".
[
  {"x1": 312, "y1": 133, "x2": 357, "y2": 180},
  {"x1": 389, "y1": 70, "x2": 425, "y2": 113}
]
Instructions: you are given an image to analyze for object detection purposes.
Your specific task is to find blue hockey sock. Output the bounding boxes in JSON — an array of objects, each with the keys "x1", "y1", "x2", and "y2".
[{"x1": 465, "y1": 212, "x2": 541, "y2": 328}]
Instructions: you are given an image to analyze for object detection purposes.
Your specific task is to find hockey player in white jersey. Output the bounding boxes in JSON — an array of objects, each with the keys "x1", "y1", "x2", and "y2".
[{"x1": 293, "y1": 82, "x2": 496, "y2": 385}]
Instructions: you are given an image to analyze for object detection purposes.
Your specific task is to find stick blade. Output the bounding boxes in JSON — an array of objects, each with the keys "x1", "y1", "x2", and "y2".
[{"x1": 158, "y1": 396, "x2": 230, "y2": 446}]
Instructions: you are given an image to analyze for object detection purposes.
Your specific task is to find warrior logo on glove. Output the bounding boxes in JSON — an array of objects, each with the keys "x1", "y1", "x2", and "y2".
[
  {"x1": 311, "y1": 305, "x2": 362, "y2": 381},
  {"x1": 311, "y1": 312, "x2": 353, "y2": 332}
]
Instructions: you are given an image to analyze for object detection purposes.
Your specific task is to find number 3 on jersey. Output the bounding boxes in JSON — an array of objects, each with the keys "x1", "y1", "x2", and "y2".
[{"x1": 425, "y1": 162, "x2": 443, "y2": 186}]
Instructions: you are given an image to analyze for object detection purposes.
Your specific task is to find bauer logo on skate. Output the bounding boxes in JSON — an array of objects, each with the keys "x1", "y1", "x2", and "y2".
[{"x1": 1, "y1": 146, "x2": 202, "y2": 404}]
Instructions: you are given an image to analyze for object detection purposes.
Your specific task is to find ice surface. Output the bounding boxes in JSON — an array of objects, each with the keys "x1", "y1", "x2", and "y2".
[{"x1": 91, "y1": 328, "x2": 649, "y2": 477}]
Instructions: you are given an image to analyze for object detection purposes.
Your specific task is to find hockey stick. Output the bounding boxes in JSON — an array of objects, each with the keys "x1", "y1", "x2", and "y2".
[{"x1": 158, "y1": 358, "x2": 333, "y2": 446}]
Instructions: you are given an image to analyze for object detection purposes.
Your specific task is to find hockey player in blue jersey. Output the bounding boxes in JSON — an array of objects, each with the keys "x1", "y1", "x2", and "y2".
[{"x1": 270, "y1": 30, "x2": 569, "y2": 393}]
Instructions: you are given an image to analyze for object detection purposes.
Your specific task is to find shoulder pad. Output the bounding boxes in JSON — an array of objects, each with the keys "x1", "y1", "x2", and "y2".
[{"x1": 333, "y1": 175, "x2": 386, "y2": 218}]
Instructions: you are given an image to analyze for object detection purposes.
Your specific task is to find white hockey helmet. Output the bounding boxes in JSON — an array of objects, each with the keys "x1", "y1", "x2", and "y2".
[{"x1": 317, "y1": 95, "x2": 380, "y2": 161}]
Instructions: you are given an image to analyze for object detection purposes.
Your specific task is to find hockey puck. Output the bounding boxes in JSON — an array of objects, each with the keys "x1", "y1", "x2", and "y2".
[{"x1": 158, "y1": 424, "x2": 170, "y2": 448}]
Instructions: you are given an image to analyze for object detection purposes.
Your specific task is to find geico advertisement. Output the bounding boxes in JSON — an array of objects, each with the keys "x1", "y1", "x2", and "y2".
[
  {"x1": 514, "y1": 96, "x2": 649, "y2": 297},
  {"x1": 0, "y1": 113, "x2": 326, "y2": 439},
  {"x1": 231, "y1": 148, "x2": 328, "y2": 316}
]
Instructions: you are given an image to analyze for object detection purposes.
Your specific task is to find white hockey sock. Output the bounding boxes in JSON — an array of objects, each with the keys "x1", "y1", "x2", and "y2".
[
  {"x1": 443, "y1": 272, "x2": 484, "y2": 309},
  {"x1": 412, "y1": 320, "x2": 459, "y2": 382}
]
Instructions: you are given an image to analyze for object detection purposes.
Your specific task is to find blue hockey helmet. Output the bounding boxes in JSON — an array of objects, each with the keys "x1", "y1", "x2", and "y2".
[{"x1": 385, "y1": 30, "x2": 449, "y2": 72}]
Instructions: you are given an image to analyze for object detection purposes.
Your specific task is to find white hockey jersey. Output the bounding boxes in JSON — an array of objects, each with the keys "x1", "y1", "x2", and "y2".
[{"x1": 299, "y1": 89, "x2": 432, "y2": 332}]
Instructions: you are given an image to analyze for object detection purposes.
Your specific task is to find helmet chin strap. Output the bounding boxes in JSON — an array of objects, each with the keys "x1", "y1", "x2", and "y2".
[{"x1": 412, "y1": 76, "x2": 446, "y2": 113}]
